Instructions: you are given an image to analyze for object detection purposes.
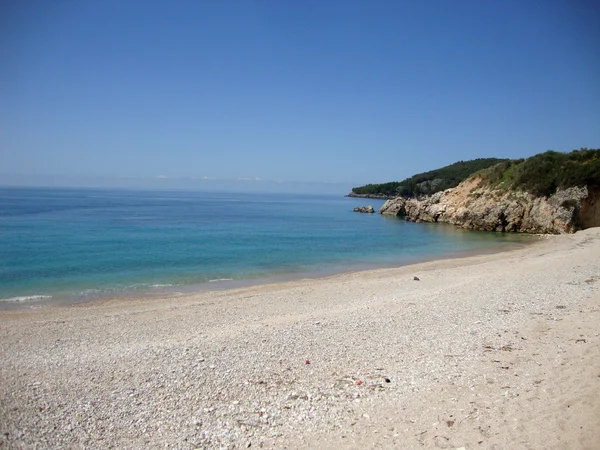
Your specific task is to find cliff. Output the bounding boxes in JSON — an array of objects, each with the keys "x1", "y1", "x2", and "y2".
[{"x1": 379, "y1": 176, "x2": 600, "y2": 234}]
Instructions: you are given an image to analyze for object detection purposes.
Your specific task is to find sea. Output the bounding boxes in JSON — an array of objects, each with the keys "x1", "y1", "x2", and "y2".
[{"x1": 0, "y1": 187, "x2": 535, "y2": 308}]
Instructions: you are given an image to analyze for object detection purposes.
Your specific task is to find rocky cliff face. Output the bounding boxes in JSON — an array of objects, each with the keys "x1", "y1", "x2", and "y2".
[{"x1": 379, "y1": 177, "x2": 600, "y2": 234}]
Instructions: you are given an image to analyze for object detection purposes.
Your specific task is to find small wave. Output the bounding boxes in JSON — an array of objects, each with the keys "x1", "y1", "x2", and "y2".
[
  {"x1": 0, "y1": 295, "x2": 52, "y2": 303},
  {"x1": 150, "y1": 284, "x2": 174, "y2": 288},
  {"x1": 208, "y1": 278, "x2": 234, "y2": 283},
  {"x1": 79, "y1": 289, "x2": 103, "y2": 296},
  {"x1": 122, "y1": 216, "x2": 156, "y2": 221}
]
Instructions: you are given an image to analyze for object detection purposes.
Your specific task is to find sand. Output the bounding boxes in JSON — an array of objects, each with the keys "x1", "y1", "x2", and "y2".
[{"x1": 1, "y1": 228, "x2": 599, "y2": 449}]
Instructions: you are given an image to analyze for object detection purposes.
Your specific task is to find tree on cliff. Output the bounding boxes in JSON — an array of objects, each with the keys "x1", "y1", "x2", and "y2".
[{"x1": 351, "y1": 158, "x2": 508, "y2": 198}]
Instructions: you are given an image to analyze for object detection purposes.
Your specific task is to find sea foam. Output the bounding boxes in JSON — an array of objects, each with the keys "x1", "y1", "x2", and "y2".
[{"x1": 0, "y1": 295, "x2": 52, "y2": 303}]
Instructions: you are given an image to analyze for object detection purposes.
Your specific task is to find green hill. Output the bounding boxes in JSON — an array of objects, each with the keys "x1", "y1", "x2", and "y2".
[
  {"x1": 476, "y1": 148, "x2": 600, "y2": 196},
  {"x1": 351, "y1": 158, "x2": 508, "y2": 198}
]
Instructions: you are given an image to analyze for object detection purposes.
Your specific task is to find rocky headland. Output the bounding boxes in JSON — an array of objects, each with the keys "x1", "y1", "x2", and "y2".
[
  {"x1": 380, "y1": 176, "x2": 600, "y2": 234},
  {"x1": 369, "y1": 148, "x2": 600, "y2": 234}
]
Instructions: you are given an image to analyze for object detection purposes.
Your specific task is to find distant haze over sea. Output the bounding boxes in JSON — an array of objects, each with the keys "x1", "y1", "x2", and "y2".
[{"x1": 0, "y1": 174, "x2": 353, "y2": 195}]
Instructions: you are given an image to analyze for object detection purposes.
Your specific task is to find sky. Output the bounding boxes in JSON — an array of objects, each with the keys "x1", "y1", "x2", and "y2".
[{"x1": 1, "y1": 0, "x2": 599, "y2": 192}]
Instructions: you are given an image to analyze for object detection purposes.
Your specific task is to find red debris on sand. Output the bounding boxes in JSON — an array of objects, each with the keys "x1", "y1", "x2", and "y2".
[
  {"x1": 305, "y1": 360, "x2": 310, "y2": 365},
  {"x1": 357, "y1": 380, "x2": 364, "y2": 385}
]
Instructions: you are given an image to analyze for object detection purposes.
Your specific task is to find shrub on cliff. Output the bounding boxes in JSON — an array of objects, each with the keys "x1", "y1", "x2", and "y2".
[{"x1": 478, "y1": 148, "x2": 600, "y2": 197}]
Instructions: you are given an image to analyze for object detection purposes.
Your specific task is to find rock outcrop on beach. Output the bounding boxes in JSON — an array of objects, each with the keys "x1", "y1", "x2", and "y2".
[
  {"x1": 353, "y1": 205, "x2": 375, "y2": 213},
  {"x1": 379, "y1": 177, "x2": 600, "y2": 234}
]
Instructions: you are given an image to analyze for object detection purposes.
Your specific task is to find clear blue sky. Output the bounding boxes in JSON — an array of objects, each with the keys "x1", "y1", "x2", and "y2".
[{"x1": 2, "y1": 0, "x2": 599, "y2": 190}]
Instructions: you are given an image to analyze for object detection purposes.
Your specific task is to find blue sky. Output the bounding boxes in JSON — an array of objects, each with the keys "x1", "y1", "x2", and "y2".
[{"x1": 2, "y1": 0, "x2": 599, "y2": 191}]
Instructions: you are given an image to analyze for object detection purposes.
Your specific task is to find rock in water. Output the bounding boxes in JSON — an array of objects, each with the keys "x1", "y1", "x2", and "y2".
[{"x1": 353, "y1": 205, "x2": 375, "y2": 213}]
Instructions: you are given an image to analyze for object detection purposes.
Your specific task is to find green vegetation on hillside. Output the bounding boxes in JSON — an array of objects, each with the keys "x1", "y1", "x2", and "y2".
[
  {"x1": 477, "y1": 148, "x2": 600, "y2": 196},
  {"x1": 352, "y1": 158, "x2": 508, "y2": 198}
]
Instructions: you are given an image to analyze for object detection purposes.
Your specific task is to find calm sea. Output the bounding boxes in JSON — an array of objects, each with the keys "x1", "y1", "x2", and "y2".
[{"x1": 0, "y1": 187, "x2": 533, "y2": 307}]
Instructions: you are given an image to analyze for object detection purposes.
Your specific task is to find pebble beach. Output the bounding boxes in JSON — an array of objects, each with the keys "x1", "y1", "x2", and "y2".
[{"x1": 1, "y1": 228, "x2": 599, "y2": 449}]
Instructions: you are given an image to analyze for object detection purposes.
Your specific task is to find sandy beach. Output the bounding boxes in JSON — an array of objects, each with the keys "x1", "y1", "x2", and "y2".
[{"x1": 1, "y1": 228, "x2": 599, "y2": 449}]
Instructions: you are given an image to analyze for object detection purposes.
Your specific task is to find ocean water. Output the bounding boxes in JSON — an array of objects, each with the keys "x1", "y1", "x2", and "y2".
[{"x1": 0, "y1": 187, "x2": 533, "y2": 307}]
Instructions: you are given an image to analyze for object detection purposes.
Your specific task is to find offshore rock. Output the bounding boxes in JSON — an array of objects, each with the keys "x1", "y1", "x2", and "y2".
[
  {"x1": 379, "y1": 177, "x2": 600, "y2": 234},
  {"x1": 353, "y1": 205, "x2": 375, "y2": 213}
]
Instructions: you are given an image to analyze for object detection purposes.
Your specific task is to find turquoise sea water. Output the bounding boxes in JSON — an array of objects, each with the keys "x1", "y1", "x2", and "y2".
[{"x1": 0, "y1": 187, "x2": 534, "y2": 307}]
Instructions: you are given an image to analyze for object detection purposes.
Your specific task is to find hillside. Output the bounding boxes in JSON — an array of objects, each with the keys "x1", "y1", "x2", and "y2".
[
  {"x1": 349, "y1": 158, "x2": 508, "y2": 198},
  {"x1": 476, "y1": 148, "x2": 600, "y2": 196}
]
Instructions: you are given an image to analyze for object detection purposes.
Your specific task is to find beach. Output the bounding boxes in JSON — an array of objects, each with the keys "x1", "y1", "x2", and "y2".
[{"x1": 1, "y1": 228, "x2": 599, "y2": 449}]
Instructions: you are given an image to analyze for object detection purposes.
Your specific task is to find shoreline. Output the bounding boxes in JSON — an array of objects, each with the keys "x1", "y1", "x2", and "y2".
[
  {"x1": 1, "y1": 228, "x2": 598, "y2": 448},
  {"x1": 0, "y1": 234, "x2": 537, "y2": 311}
]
